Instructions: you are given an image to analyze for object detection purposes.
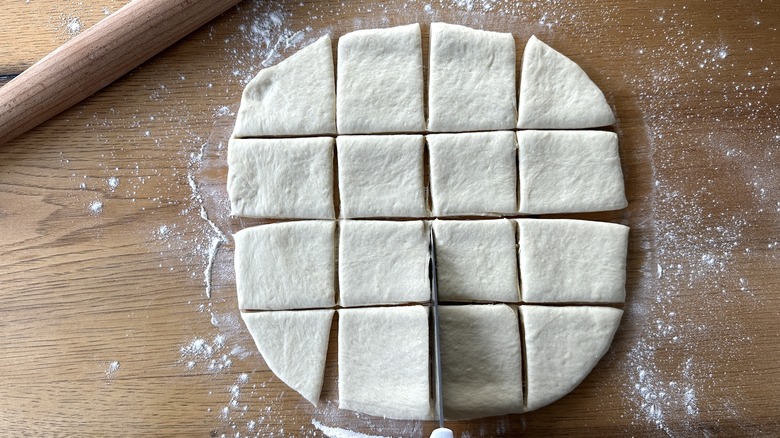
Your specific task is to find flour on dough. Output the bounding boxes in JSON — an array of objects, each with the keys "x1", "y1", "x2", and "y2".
[
  {"x1": 432, "y1": 219, "x2": 519, "y2": 302},
  {"x1": 337, "y1": 24, "x2": 425, "y2": 134},
  {"x1": 517, "y1": 219, "x2": 629, "y2": 303},
  {"x1": 227, "y1": 137, "x2": 334, "y2": 219},
  {"x1": 234, "y1": 221, "x2": 335, "y2": 310},
  {"x1": 439, "y1": 305, "x2": 523, "y2": 420},
  {"x1": 339, "y1": 220, "x2": 429, "y2": 306},
  {"x1": 518, "y1": 130, "x2": 626, "y2": 214},
  {"x1": 337, "y1": 135, "x2": 426, "y2": 218},
  {"x1": 428, "y1": 131, "x2": 517, "y2": 216},
  {"x1": 241, "y1": 309, "x2": 333, "y2": 405},
  {"x1": 338, "y1": 306, "x2": 431, "y2": 420},
  {"x1": 232, "y1": 35, "x2": 336, "y2": 137},
  {"x1": 517, "y1": 35, "x2": 615, "y2": 129},
  {"x1": 428, "y1": 23, "x2": 516, "y2": 132},
  {"x1": 521, "y1": 305, "x2": 623, "y2": 411}
]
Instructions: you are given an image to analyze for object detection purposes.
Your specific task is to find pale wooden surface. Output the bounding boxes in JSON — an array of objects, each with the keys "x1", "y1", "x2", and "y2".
[{"x1": 1, "y1": 1, "x2": 779, "y2": 436}]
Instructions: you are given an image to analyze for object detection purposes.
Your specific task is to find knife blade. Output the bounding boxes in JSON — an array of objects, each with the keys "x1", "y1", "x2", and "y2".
[{"x1": 429, "y1": 226, "x2": 453, "y2": 438}]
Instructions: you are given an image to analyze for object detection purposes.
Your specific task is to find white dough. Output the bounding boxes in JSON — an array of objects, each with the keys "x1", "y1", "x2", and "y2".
[
  {"x1": 518, "y1": 130, "x2": 627, "y2": 214},
  {"x1": 428, "y1": 23, "x2": 516, "y2": 132},
  {"x1": 234, "y1": 221, "x2": 335, "y2": 310},
  {"x1": 337, "y1": 24, "x2": 425, "y2": 134},
  {"x1": 337, "y1": 135, "x2": 426, "y2": 218},
  {"x1": 339, "y1": 220, "x2": 430, "y2": 306},
  {"x1": 232, "y1": 35, "x2": 336, "y2": 137},
  {"x1": 432, "y1": 219, "x2": 519, "y2": 302},
  {"x1": 439, "y1": 305, "x2": 523, "y2": 420},
  {"x1": 521, "y1": 305, "x2": 623, "y2": 411},
  {"x1": 428, "y1": 131, "x2": 517, "y2": 216},
  {"x1": 338, "y1": 306, "x2": 431, "y2": 420},
  {"x1": 227, "y1": 137, "x2": 334, "y2": 219},
  {"x1": 241, "y1": 310, "x2": 334, "y2": 405},
  {"x1": 517, "y1": 36, "x2": 615, "y2": 129},
  {"x1": 517, "y1": 219, "x2": 629, "y2": 303}
]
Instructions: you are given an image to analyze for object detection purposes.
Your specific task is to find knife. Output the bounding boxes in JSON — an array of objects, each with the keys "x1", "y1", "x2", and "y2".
[{"x1": 429, "y1": 227, "x2": 453, "y2": 438}]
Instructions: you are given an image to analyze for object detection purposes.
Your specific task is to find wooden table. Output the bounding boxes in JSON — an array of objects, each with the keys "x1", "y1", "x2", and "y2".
[{"x1": 1, "y1": 1, "x2": 778, "y2": 436}]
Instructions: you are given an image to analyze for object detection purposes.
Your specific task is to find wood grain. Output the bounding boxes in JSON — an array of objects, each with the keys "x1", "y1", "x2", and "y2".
[
  {"x1": 1, "y1": 0, "x2": 779, "y2": 436},
  {"x1": 0, "y1": 0, "x2": 241, "y2": 144}
]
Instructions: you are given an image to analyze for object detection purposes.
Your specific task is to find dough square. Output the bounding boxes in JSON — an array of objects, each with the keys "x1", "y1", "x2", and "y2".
[
  {"x1": 232, "y1": 35, "x2": 336, "y2": 137},
  {"x1": 227, "y1": 137, "x2": 334, "y2": 219},
  {"x1": 428, "y1": 22, "x2": 516, "y2": 132},
  {"x1": 439, "y1": 305, "x2": 523, "y2": 420},
  {"x1": 337, "y1": 135, "x2": 426, "y2": 218},
  {"x1": 234, "y1": 221, "x2": 335, "y2": 310},
  {"x1": 337, "y1": 24, "x2": 425, "y2": 134},
  {"x1": 517, "y1": 130, "x2": 627, "y2": 214},
  {"x1": 517, "y1": 219, "x2": 628, "y2": 303},
  {"x1": 339, "y1": 220, "x2": 429, "y2": 306},
  {"x1": 428, "y1": 131, "x2": 517, "y2": 216},
  {"x1": 338, "y1": 306, "x2": 431, "y2": 420},
  {"x1": 521, "y1": 305, "x2": 623, "y2": 411},
  {"x1": 432, "y1": 219, "x2": 519, "y2": 302}
]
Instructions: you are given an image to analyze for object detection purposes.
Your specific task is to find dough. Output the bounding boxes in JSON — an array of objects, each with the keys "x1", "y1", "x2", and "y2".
[
  {"x1": 432, "y1": 219, "x2": 519, "y2": 302},
  {"x1": 517, "y1": 130, "x2": 627, "y2": 214},
  {"x1": 439, "y1": 305, "x2": 523, "y2": 420},
  {"x1": 338, "y1": 306, "x2": 431, "y2": 420},
  {"x1": 337, "y1": 135, "x2": 426, "y2": 218},
  {"x1": 234, "y1": 221, "x2": 335, "y2": 310},
  {"x1": 227, "y1": 137, "x2": 334, "y2": 219},
  {"x1": 521, "y1": 305, "x2": 623, "y2": 411},
  {"x1": 428, "y1": 131, "x2": 517, "y2": 216},
  {"x1": 241, "y1": 309, "x2": 334, "y2": 405},
  {"x1": 339, "y1": 220, "x2": 429, "y2": 306},
  {"x1": 337, "y1": 24, "x2": 425, "y2": 134},
  {"x1": 428, "y1": 23, "x2": 516, "y2": 132},
  {"x1": 232, "y1": 35, "x2": 336, "y2": 137},
  {"x1": 517, "y1": 36, "x2": 615, "y2": 129},
  {"x1": 517, "y1": 219, "x2": 629, "y2": 303}
]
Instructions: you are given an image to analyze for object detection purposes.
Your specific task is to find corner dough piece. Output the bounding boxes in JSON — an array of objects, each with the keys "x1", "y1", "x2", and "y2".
[
  {"x1": 432, "y1": 219, "x2": 519, "y2": 302},
  {"x1": 227, "y1": 137, "x2": 334, "y2": 219},
  {"x1": 234, "y1": 221, "x2": 335, "y2": 310},
  {"x1": 518, "y1": 130, "x2": 626, "y2": 214},
  {"x1": 241, "y1": 310, "x2": 334, "y2": 405},
  {"x1": 232, "y1": 35, "x2": 336, "y2": 137},
  {"x1": 517, "y1": 36, "x2": 615, "y2": 129},
  {"x1": 338, "y1": 306, "x2": 431, "y2": 420},
  {"x1": 440, "y1": 305, "x2": 523, "y2": 420},
  {"x1": 339, "y1": 220, "x2": 429, "y2": 306},
  {"x1": 517, "y1": 219, "x2": 629, "y2": 303},
  {"x1": 428, "y1": 131, "x2": 517, "y2": 216},
  {"x1": 337, "y1": 24, "x2": 425, "y2": 133},
  {"x1": 522, "y1": 305, "x2": 623, "y2": 412},
  {"x1": 337, "y1": 135, "x2": 426, "y2": 218},
  {"x1": 428, "y1": 23, "x2": 516, "y2": 132}
]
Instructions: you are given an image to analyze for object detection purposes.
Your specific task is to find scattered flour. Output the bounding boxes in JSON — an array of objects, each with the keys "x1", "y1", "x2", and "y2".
[{"x1": 312, "y1": 419, "x2": 392, "y2": 438}]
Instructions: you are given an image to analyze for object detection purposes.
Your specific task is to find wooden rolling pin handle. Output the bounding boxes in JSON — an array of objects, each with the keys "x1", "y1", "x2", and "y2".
[{"x1": 0, "y1": 0, "x2": 242, "y2": 145}]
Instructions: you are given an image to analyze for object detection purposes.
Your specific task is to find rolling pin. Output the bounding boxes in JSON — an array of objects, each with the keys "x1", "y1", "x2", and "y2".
[{"x1": 0, "y1": 0, "x2": 242, "y2": 145}]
